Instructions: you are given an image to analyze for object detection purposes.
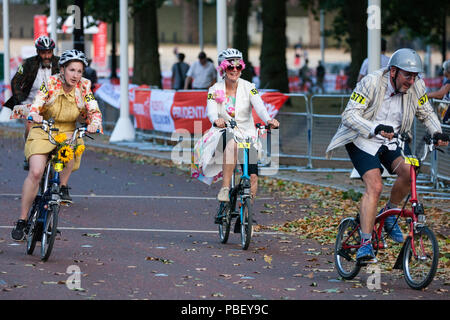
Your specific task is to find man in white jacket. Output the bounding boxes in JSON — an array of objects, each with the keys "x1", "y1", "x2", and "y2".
[{"x1": 326, "y1": 48, "x2": 448, "y2": 263}]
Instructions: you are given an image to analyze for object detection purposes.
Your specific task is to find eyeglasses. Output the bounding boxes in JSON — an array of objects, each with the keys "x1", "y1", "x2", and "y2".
[
  {"x1": 226, "y1": 64, "x2": 243, "y2": 71},
  {"x1": 398, "y1": 70, "x2": 418, "y2": 81}
]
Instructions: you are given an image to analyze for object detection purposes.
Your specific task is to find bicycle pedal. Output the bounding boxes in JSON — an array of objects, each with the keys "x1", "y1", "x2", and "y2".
[{"x1": 357, "y1": 258, "x2": 378, "y2": 266}]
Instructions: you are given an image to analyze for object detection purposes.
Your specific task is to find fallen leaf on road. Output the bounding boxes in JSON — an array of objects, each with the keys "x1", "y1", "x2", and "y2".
[
  {"x1": 82, "y1": 233, "x2": 102, "y2": 238},
  {"x1": 264, "y1": 255, "x2": 272, "y2": 264},
  {"x1": 211, "y1": 292, "x2": 224, "y2": 297},
  {"x1": 145, "y1": 257, "x2": 174, "y2": 264}
]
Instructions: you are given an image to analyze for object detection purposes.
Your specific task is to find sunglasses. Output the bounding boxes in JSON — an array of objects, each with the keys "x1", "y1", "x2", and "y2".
[
  {"x1": 226, "y1": 64, "x2": 243, "y2": 71},
  {"x1": 398, "y1": 70, "x2": 418, "y2": 81}
]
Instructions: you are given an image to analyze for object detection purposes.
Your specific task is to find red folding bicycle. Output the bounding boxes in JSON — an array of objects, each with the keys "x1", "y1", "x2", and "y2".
[{"x1": 334, "y1": 132, "x2": 444, "y2": 290}]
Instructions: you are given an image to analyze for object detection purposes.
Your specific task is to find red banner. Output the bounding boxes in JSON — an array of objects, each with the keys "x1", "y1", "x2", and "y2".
[
  {"x1": 171, "y1": 91, "x2": 209, "y2": 133},
  {"x1": 93, "y1": 22, "x2": 107, "y2": 67},
  {"x1": 129, "y1": 90, "x2": 288, "y2": 133},
  {"x1": 34, "y1": 15, "x2": 48, "y2": 40}
]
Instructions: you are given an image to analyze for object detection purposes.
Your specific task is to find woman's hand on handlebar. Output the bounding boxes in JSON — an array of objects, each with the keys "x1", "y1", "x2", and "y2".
[
  {"x1": 28, "y1": 114, "x2": 43, "y2": 123},
  {"x1": 267, "y1": 119, "x2": 279, "y2": 129},
  {"x1": 214, "y1": 118, "x2": 226, "y2": 128},
  {"x1": 87, "y1": 124, "x2": 101, "y2": 134}
]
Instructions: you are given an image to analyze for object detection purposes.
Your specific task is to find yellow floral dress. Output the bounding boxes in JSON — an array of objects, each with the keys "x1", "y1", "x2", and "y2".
[{"x1": 25, "y1": 88, "x2": 84, "y2": 171}]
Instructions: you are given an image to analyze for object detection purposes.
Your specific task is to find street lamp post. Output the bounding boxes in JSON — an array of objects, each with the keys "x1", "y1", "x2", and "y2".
[{"x1": 109, "y1": 0, "x2": 135, "y2": 142}]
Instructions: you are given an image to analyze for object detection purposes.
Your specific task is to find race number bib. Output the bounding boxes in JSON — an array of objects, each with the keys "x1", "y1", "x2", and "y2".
[
  {"x1": 350, "y1": 92, "x2": 366, "y2": 105},
  {"x1": 418, "y1": 94, "x2": 428, "y2": 106}
]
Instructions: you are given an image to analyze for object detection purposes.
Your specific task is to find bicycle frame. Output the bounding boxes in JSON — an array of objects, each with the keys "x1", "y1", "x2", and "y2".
[{"x1": 341, "y1": 133, "x2": 435, "y2": 256}]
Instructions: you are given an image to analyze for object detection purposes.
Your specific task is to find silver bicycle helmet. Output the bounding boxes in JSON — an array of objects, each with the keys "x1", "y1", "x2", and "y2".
[
  {"x1": 443, "y1": 60, "x2": 450, "y2": 74},
  {"x1": 388, "y1": 48, "x2": 423, "y2": 73},
  {"x1": 35, "y1": 36, "x2": 55, "y2": 50},
  {"x1": 218, "y1": 48, "x2": 243, "y2": 65},
  {"x1": 58, "y1": 49, "x2": 88, "y2": 67}
]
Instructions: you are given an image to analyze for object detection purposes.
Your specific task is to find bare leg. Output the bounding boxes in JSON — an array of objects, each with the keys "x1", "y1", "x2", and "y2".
[
  {"x1": 221, "y1": 140, "x2": 237, "y2": 189},
  {"x1": 360, "y1": 168, "x2": 383, "y2": 235},
  {"x1": 60, "y1": 159, "x2": 74, "y2": 187},
  {"x1": 388, "y1": 157, "x2": 411, "y2": 206},
  {"x1": 20, "y1": 154, "x2": 47, "y2": 220},
  {"x1": 250, "y1": 174, "x2": 258, "y2": 202}
]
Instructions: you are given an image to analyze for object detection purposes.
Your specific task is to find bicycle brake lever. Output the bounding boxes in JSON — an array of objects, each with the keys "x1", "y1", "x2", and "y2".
[{"x1": 436, "y1": 147, "x2": 444, "y2": 153}]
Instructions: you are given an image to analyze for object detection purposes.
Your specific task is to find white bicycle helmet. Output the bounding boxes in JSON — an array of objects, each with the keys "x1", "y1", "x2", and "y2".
[
  {"x1": 218, "y1": 48, "x2": 243, "y2": 65},
  {"x1": 35, "y1": 36, "x2": 55, "y2": 50},
  {"x1": 58, "y1": 49, "x2": 88, "y2": 67}
]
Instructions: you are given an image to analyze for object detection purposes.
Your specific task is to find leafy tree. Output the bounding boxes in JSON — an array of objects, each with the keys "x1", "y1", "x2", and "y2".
[
  {"x1": 382, "y1": 0, "x2": 449, "y2": 63},
  {"x1": 259, "y1": 0, "x2": 289, "y2": 92},
  {"x1": 130, "y1": 0, "x2": 164, "y2": 87},
  {"x1": 301, "y1": 0, "x2": 367, "y2": 90},
  {"x1": 232, "y1": 0, "x2": 253, "y2": 81}
]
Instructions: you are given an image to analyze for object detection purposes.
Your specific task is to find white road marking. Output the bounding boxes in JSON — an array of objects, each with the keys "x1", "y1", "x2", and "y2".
[
  {"x1": 0, "y1": 225, "x2": 282, "y2": 235},
  {"x1": 0, "y1": 193, "x2": 273, "y2": 200}
]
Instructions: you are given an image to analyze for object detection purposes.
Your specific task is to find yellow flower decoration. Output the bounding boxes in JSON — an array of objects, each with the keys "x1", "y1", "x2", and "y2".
[
  {"x1": 74, "y1": 144, "x2": 85, "y2": 157},
  {"x1": 58, "y1": 145, "x2": 74, "y2": 163},
  {"x1": 54, "y1": 133, "x2": 68, "y2": 144}
]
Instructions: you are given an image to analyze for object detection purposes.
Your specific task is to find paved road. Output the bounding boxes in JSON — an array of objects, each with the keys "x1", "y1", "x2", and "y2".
[{"x1": 0, "y1": 130, "x2": 447, "y2": 302}]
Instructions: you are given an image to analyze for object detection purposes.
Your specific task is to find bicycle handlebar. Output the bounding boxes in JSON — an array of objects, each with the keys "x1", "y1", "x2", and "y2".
[
  {"x1": 27, "y1": 116, "x2": 98, "y2": 145},
  {"x1": 392, "y1": 132, "x2": 445, "y2": 163}
]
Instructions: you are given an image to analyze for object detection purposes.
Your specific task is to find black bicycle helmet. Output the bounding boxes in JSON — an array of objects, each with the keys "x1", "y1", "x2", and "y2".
[{"x1": 35, "y1": 36, "x2": 55, "y2": 51}]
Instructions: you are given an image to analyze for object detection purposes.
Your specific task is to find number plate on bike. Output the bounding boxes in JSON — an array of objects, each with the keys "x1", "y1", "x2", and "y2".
[
  {"x1": 54, "y1": 162, "x2": 64, "y2": 172},
  {"x1": 238, "y1": 142, "x2": 250, "y2": 149},
  {"x1": 404, "y1": 156, "x2": 419, "y2": 167}
]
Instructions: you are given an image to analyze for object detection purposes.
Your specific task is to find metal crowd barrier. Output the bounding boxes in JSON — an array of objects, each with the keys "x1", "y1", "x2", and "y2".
[{"x1": 99, "y1": 91, "x2": 450, "y2": 186}]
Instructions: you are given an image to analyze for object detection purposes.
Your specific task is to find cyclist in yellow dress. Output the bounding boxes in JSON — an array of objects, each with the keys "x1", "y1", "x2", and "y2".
[{"x1": 11, "y1": 49, "x2": 102, "y2": 241}]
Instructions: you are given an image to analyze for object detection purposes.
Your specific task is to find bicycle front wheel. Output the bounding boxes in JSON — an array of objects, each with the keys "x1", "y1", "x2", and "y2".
[
  {"x1": 240, "y1": 198, "x2": 253, "y2": 250},
  {"x1": 218, "y1": 202, "x2": 231, "y2": 244},
  {"x1": 403, "y1": 226, "x2": 439, "y2": 290},
  {"x1": 26, "y1": 200, "x2": 41, "y2": 255},
  {"x1": 334, "y1": 217, "x2": 361, "y2": 280},
  {"x1": 41, "y1": 204, "x2": 59, "y2": 261}
]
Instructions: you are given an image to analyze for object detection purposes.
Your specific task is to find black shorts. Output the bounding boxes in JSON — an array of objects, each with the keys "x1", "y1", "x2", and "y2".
[
  {"x1": 219, "y1": 130, "x2": 259, "y2": 176},
  {"x1": 345, "y1": 142, "x2": 411, "y2": 178}
]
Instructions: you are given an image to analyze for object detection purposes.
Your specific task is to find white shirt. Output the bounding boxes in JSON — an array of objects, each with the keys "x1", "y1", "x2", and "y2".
[
  {"x1": 359, "y1": 54, "x2": 390, "y2": 78},
  {"x1": 24, "y1": 66, "x2": 52, "y2": 104},
  {"x1": 186, "y1": 60, "x2": 216, "y2": 89},
  {"x1": 353, "y1": 79, "x2": 403, "y2": 155}
]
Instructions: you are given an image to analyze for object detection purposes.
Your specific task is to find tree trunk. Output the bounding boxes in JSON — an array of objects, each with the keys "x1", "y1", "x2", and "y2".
[
  {"x1": 343, "y1": 0, "x2": 366, "y2": 90},
  {"x1": 182, "y1": 0, "x2": 198, "y2": 44},
  {"x1": 260, "y1": 0, "x2": 289, "y2": 92},
  {"x1": 73, "y1": 0, "x2": 85, "y2": 52},
  {"x1": 132, "y1": 0, "x2": 162, "y2": 87},
  {"x1": 232, "y1": 0, "x2": 252, "y2": 81}
]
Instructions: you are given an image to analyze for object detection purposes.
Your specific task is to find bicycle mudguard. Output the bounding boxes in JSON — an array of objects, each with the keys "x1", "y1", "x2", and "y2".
[{"x1": 393, "y1": 236, "x2": 411, "y2": 270}]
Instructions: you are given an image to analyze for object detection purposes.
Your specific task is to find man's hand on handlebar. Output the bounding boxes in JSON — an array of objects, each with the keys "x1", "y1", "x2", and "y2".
[
  {"x1": 374, "y1": 124, "x2": 394, "y2": 140},
  {"x1": 433, "y1": 132, "x2": 450, "y2": 147}
]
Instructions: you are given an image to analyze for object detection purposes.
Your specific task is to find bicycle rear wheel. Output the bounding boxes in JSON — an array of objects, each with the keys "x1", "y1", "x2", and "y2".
[
  {"x1": 240, "y1": 198, "x2": 252, "y2": 250},
  {"x1": 334, "y1": 217, "x2": 361, "y2": 279},
  {"x1": 26, "y1": 199, "x2": 41, "y2": 255},
  {"x1": 403, "y1": 226, "x2": 439, "y2": 290},
  {"x1": 218, "y1": 202, "x2": 231, "y2": 244},
  {"x1": 41, "y1": 204, "x2": 59, "y2": 261}
]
